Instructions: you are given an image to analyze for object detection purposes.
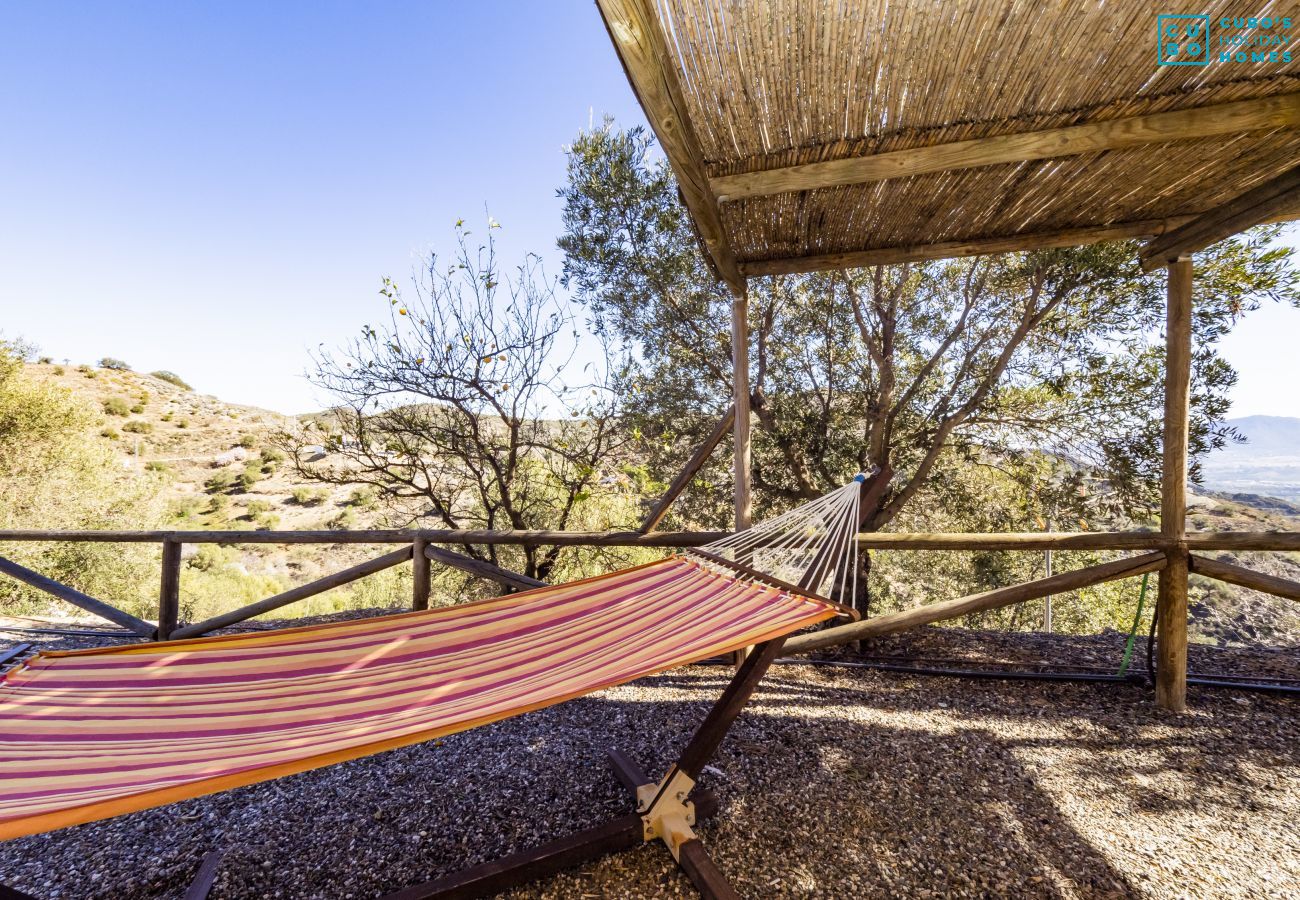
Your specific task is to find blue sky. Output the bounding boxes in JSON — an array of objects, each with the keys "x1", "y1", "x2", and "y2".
[
  {"x1": 2, "y1": 2, "x2": 1297, "y2": 417},
  {"x1": 0, "y1": 2, "x2": 643, "y2": 412}
]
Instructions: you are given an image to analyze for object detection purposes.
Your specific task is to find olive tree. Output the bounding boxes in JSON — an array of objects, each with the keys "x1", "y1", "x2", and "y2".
[{"x1": 280, "y1": 222, "x2": 631, "y2": 582}]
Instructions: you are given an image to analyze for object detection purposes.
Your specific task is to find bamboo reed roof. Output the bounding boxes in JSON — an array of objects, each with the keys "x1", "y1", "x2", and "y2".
[{"x1": 597, "y1": 0, "x2": 1300, "y2": 287}]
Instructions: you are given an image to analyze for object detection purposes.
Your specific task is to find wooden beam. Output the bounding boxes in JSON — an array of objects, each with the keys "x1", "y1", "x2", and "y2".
[
  {"x1": 781, "y1": 552, "x2": 1168, "y2": 656},
  {"x1": 2, "y1": 526, "x2": 1299, "y2": 551},
  {"x1": 1189, "y1": 553, "x2": 1300, "y2": 603},
  {"x1": 423, "y1": 545, "x2": 546, "y2": 592},
  {"x1": 1185, "y1": 531, "x2": 1300, "y2": 552},
  {"x1": 854, "y1": 531, "x2": 1161, "y2": 551},
  {"x1": 1140, "y1": 163, "x2": 1300, "y2": 270},
  {"x1": 0, "y1": 528, "x2": 1174, "y2": 551},
  {"x1": 0, "y1": 553, "x2": 155, "y2": 637},
  {"x1": 1157, "y1": 259, "x2": 1193, "y2": 712},
  {"x1": 0, "y1": 529, "x2": 734, "y2": 546},
  {"x1": 713, "y1": 93, "x2": 1300, "y2": 202},
  {"x1": 596, "y1": 0, "x2": 745, "y2": 293},
  {"x1": 737, "y1": 214, "x2": 1287, "y2": 277},
  {"x1": 158, "y1": 537, "x2": 182, "y2": 640},
  {"x1": 171, "y1": 545, "x2": 413, "y2": 639},
  {"x1": 641, "y1": 405, "x2": 735, "y2": 533}
]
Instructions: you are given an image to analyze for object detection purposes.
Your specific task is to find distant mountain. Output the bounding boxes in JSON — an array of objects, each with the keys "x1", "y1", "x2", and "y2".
[{"x1": 1201, "y1": 415, "x2": 1300, "y2": 501}]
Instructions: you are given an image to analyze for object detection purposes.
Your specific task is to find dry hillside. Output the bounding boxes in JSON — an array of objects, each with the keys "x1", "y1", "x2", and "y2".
[{"x1": 26, "y1": 361, "x2": 366, "y2": 531}]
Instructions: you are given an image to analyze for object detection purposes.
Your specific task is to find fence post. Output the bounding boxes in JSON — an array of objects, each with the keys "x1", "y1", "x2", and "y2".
[
  {"x1": 412, "y1": 536, "x2": 431, "y2": 611},
  {"x1": 158, "y1": 537, "x2": 182, "y2": 640}
]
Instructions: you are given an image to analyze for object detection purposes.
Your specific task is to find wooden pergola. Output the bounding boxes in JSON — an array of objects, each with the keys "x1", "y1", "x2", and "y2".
[{"x1": 597, "y1": 0, "x2": 1300, "y2": 713}]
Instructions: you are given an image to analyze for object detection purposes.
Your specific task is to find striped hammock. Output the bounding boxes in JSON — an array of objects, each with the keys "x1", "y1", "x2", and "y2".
[{"x1": 0, "y1": 480, "x2": 864, "y2": 841}]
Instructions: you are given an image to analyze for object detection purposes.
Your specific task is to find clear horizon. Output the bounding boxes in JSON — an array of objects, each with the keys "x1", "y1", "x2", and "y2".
[{"x1": 2, "y1": 3, "x2": 1297, "y2": 419}]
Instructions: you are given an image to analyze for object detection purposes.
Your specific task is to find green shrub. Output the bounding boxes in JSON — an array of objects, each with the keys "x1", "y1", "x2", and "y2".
[
  {"x1": 145, "y1": 460, "x2": 169, "y2": 473},
  {"x1": 98, "y1": 357, "x2": 131, "y2": 371},
  {"x1": 237, "y1": 469, "x2": 260, "y2": 492},
  {"x1": 238, "y1": 434, "x2": 256, "y2": 449},
  {"x1": 291, "y1": 486, "x2": 329, "y2": 506},
  {"x1": 150, "y1": 370, "x2": 192, "y2": 390},
  {"x1": 76, "y1": 364, "x2": 91, "y2": 374},
  {"x1": 122, "y1": 420, "x2": 152, "y2": 434},
  {"x1": 244, "y1": 499, "x2": 272, "y2": 517},
  {"x1": 327, "y1": 508, "x2": 357, "y2": 529},
  {"x1": 259, "y1": 447, "x2": 285, "y2": 474},
  {"x1": 346, "y1": 487, "x2": 378, "y2": 509},
  {"x1": 130, "y1": 403, "x2": 145, "y2": 414},
  {"x1": 37, "y1": 356, "x2": 52, "y2": 365},
  {"x1": 99, "y1": 427, "x2": 120, "y2": 440},
  {"x1": 205, "y1": 494, "x2": 231, "y2": 522},
  {"x1": 205, "y1": 470, "x2": 237, "y2": 493},
  {"x1": 168, "y1": 496, "x2": 207, "y2": 524},
  {"x1": 52, "y1": 366, "x2": 64, "y2": 375},
  {"x1": 102, "y1": 397, "x2": 130, "y2": 416},
  {"x1": 161, "y1": 411, "x2": 173, "y2": 422},
  {"x1": 178, "y1": 554, "x2": 286, "y2": 623},
  {"x1": 177, "y1": 419, "x2": 189, "y2": 429}
]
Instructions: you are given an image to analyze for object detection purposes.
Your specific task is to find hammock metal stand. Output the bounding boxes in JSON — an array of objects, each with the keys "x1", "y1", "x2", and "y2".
[
  {"x1": 383, "y1": 638, "x2": 786, "y2": 900},
  {"x1": 0, "y1": 851, "x2": 223, "y2": 900}
]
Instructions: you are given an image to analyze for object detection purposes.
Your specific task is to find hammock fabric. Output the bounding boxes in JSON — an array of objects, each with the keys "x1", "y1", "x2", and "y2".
[{"x1": 0, "y1": 556, "x2": 838, "y2": 840}]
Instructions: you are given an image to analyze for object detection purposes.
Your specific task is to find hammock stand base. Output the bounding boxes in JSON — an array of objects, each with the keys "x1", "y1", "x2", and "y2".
[
  {"x1": 382, "y1": 638, "x2": 786, "y2": 900},
  {"x1": 0, "y1": 851, "x2": 223, "y2": 900}
]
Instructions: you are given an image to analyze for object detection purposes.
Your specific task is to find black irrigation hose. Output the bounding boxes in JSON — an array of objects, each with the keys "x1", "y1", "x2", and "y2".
[
  {"x1": 778, "y1": 657, "x2": 1300, "y2": 695},
  {"x1": 0, "y1": 625, "x2": 138, "y2": 639},
  {"x1": 1187, "y1": 677, "x2": 1300, "y2": 695},
  {"x1": 778, "y1": 658, "x2": 1143, "y2": 684}
]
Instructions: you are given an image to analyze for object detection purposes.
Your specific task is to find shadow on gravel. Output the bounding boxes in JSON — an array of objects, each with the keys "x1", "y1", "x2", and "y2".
[{"x1": 0, "y1": 665, "x2": 1293, "y2": 899}]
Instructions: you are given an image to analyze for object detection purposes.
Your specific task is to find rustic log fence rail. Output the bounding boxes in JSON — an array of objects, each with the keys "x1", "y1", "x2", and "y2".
[{"x1": 0, "y1": 531, "x2": 1297, "y2": 682}]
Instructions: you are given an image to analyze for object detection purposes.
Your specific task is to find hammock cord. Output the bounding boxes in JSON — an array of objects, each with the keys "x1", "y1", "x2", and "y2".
[{"x1": 690, "y1": 475, "x2": 865, "y2": 604}]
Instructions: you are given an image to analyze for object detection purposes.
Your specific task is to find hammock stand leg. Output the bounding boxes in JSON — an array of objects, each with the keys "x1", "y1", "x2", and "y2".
[
  {"x1": 0, "y1": 851, "x2": 223, "y2": 900},
  {"x1": 383, "y1": 639, "x2": 786, "y2": 900}
]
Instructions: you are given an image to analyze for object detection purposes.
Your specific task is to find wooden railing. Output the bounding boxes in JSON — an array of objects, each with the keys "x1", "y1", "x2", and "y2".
[{"x1": 1, "y1": 529, "x2": 1297, "y2": 697}]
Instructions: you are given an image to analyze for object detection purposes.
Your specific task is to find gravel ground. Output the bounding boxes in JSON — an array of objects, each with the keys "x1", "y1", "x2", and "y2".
[{"x1": 0, "y1": 618, "x2": 1296, "y2": 899}]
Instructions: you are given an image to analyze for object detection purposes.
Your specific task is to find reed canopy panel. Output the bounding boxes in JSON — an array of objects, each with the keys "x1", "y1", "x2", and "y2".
[{"x1": 597, "y1": 0, "x2": 1300, "y2": 281}]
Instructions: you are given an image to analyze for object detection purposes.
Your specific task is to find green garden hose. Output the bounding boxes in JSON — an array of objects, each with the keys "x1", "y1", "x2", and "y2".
[{"x1": 1116, "y1": 573, "x2": 1150, "y2": 677}]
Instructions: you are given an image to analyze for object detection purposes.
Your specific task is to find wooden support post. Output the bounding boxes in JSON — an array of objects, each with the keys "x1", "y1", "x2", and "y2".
[
  {"x1": 730, "y1": 284, "x2": 752, "y2": 668},
  {"x1": 1157, "y1": 258, "x2": 1192, "y2": 712},
  {"x1": 731, "y1": 286, "x2": 752, "y2": 532},
  {"x1": 158, "y1": 538, "x2": 182, "y2": 640},
  {"x1": 412, "y1": 537, "x2": 431, "y2": 611}
]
